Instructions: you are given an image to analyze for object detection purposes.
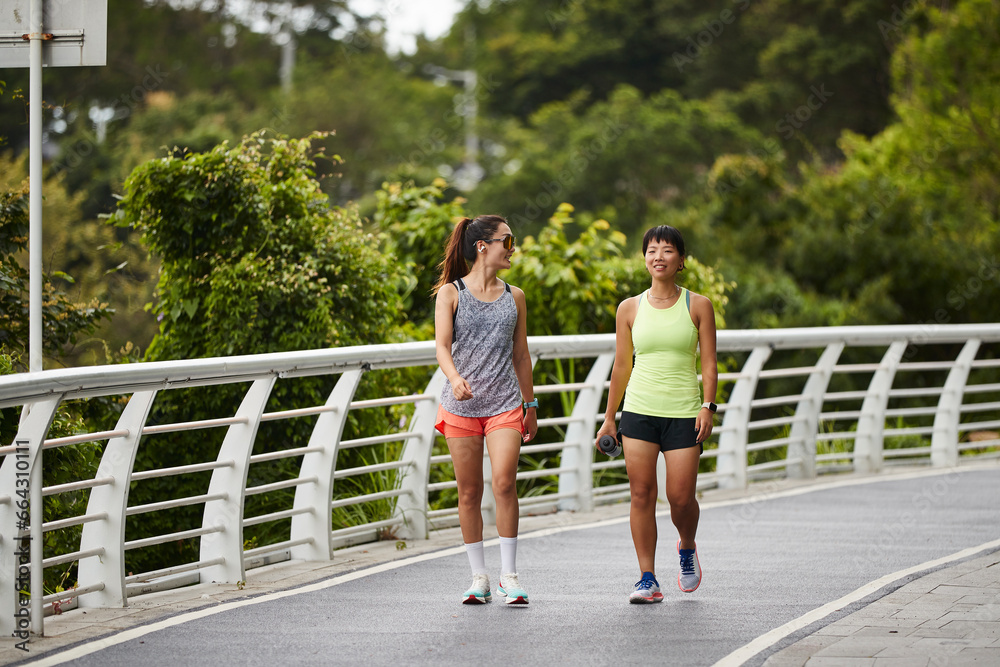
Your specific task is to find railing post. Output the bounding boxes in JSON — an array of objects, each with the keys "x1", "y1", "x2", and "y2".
[
  {"x1": 394, "y1": 369, "x2": 446, "y2": 541},
  {"x1": 788, "y1": 343, "x2": 844, "y2": 479},
  {"x1": 199, "y1": 378, "x2": 275, "y2": 584},
  {"x1": 77, "y1": 391, "x2": 158, "y2": 609},
  {"x1": 717, "y1": 346, "x2": 772, "y2": 490},
  {"x1": 854, "y1": 341, "x2": 907, "y2": 474},
  {"x1": 0, "y1": 398, "x2": 59, "y2": 638},
  {"x1": 559, "y1": 352, "x2": 615, "y2": 512},
  {"x1": 480, "y1": 451, "x2": 496, "y2": 529},
  {"x1": 931, "y1": 339, "x2": 980, "y2": 468},
  {"x1": 290, "y1": 370, "x2": 363, "y2": 560}
]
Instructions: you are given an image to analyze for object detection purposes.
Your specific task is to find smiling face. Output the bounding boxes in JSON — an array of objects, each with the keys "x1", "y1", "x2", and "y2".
[
  {"x1": 476, "y1": 222, "x2": 516, "y2": 269},
  {"x1": 644, "y1": 238, "x2": 683, "y2": 279}
]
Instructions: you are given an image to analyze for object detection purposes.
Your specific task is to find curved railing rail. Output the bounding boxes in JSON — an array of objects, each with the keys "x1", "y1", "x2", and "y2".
[{"x1": 2, "y1": 324, "x2": 999, "y2": 638}]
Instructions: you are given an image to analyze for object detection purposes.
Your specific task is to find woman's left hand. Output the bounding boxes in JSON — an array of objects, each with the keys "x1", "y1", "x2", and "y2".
[
  {"x1": 522, "y1": 408, "x2": 537, "y2": 443},
  {"x1": 695, "y1": 408, "x2": 714, "y2": 444}
]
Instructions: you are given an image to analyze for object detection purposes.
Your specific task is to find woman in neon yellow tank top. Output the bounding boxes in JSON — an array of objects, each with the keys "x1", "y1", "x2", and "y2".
[{"x1": 595, "y1": 225, "x2": 718, "y2": 604}]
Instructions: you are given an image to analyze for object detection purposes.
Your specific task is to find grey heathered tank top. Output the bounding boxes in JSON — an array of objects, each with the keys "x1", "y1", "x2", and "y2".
[{"x1": 440, "y1": 278, "x2": 522, "y2": 417}]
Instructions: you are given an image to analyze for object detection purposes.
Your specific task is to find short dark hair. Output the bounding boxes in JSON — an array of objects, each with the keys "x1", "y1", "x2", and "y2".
[{"x1": 642, "y1": 225, "x2": 686, "y2": 256}]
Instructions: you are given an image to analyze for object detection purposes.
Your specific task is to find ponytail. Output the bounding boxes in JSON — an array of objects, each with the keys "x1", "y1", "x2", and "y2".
[{"x1": 434, "y1": 217, "x2": 473, "y2": 294}]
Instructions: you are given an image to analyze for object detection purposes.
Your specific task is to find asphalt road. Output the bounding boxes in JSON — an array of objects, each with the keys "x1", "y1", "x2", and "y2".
[{"x1": 48, "y1": 468, "x2": 1000, "y2": 666}]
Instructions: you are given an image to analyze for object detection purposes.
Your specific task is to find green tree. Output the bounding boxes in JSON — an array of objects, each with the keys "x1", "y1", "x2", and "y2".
[
  {"x1": 375, "y1": 179, "x2": 468, "y2": 331},
  {"x1": 0, "y1": 170, "x2": 118, "y2": 594},
  {"x1": 281, "y1": 53, "x2": 457, "y2": 206},
  {"x1": 113, "y1": 132, "x2": 407, "y2": 573},
  {"x1": 0, "y1": 153, "x2": 157, "y2": 363},
  {"x1": 116, "y1": 131, "x2": 401, "y2": 359},
  {"x1": 469, "y1": 85, "x2": 768, "y2": 239},
  {"x1": 0, "y1": 184, "x2": 112, "y2": 367},
  {"x1": 430, "y1": 0, "x2": 918, "y2": 159},
  {"x1": 683, "y1": 0, "x2": 1000, "y2": 329}
]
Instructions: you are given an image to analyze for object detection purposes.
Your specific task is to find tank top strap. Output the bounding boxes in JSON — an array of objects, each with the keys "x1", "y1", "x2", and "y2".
[{"x1": 452, "y1": 279, "x2": 465, "y2": 334}]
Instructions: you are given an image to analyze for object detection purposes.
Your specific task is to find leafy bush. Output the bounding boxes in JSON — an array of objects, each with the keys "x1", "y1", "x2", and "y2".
[
  {"x1": 0, "y1": 186, "x2": 112, "y2": 367},
  {"x1": 113, "y1": 132, "x2": 409, "y2": 572}
]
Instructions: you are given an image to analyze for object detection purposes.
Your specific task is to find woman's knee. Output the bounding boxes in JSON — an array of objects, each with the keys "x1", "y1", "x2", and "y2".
[
  {"x1": 667, "y1": 491, "x2": 697, "y2": 514},
  {"x1": 457, "y1": 482, "x2": 484, "y2": 507},
  {"x1": 630, "y1": 480, "x2": 658, "y2": 505},
  {"x1": 491, "y1": 474, "x2": 517, "y2": 500}
]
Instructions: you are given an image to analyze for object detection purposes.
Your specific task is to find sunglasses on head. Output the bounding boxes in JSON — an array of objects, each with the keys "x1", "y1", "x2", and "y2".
[{"x1": 481, "y1": 234, "x2": 517, "y2": 250}]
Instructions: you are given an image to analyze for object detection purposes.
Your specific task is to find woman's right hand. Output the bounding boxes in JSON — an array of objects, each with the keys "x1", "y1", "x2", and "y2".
[
  {"x1": 450, "y1": 375, "x2": 474, "y2": 401},
  {"x1": 594, "y1": 419, "x2": 617, "y2": 450}
]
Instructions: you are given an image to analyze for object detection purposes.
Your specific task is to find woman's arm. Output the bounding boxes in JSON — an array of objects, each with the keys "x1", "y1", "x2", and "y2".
[
  {"x1": 434, "y1": 284, "x2": 473, "y2": 401},
  {"x1": 511, "y1": 287, "x2": 537, "y2": 442},
  {"x1": 691, "y1": 293, "x2": 718, "y2": 443},
  {"x1": 595, "y1": 297, "x2": 637, "y2": 446}
]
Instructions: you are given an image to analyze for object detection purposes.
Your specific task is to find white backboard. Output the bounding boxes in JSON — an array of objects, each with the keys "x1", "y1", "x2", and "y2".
[{"x1": 0, "y1": 0, "x2": 107, "y2": 67}]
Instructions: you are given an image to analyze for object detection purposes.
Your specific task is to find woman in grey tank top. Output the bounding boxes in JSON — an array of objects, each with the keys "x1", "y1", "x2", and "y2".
[{"x1": 433, "y1": 215, "x2": 537, "y2": 606}]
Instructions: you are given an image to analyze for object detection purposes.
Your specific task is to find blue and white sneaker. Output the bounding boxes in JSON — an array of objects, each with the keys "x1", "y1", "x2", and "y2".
[
  {"x1": 677, "y1": 540, "x2": 701, "y2": 593},
  {"x1": 462, "y1": 573, "x2": 491, "y2": 604},
  {"x1": 629, "y1": 572, "x2": 663, "y2": 604},
  {"x1": 496, "y1": 572, "x2": 528, "y2": 605}
]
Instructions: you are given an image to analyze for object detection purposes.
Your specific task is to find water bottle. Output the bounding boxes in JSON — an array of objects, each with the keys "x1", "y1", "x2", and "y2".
[{"x1": 598, "y1": 433, "x2": 622, "y2": 458}]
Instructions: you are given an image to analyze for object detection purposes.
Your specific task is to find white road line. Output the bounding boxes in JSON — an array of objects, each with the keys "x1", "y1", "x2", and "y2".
[
  {"x1": 24, "y1": 464, "x2": 996, "y2": 666},
  {"x1": 712, "y1": 537, "x2": 1000, "y2": 667}
]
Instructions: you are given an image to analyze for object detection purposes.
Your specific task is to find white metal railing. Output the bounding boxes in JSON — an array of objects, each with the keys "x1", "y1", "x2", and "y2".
[{"x1": 2, "y1": 324, "x2": 1000, "y2": 638}]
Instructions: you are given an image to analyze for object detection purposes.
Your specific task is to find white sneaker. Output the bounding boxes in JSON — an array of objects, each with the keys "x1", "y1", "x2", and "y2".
[
  {"x1": 677, "y1": 540, "x2": 702, "y2": 593},
  {"x1": 462, "y1": 573, "x2": 491, "y2": 604},
  {"x1": 629, "y1": 572, "x2": 664, "y2": 604},
  {"x1": 496, "y1": 572, "x2": 529, "y2": 605}
]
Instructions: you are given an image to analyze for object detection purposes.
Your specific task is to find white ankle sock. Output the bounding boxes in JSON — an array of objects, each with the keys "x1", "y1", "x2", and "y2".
[
  {"x1": 499, "y1": 536, "x2": 517, "y2": 574},
  {"x1": 465, "y1": 541, "x2": 487, "y2": 575}
]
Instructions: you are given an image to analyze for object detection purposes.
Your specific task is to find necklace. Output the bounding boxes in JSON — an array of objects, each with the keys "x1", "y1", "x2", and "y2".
[{"x1": 648, "y1": 286, "x2": 680, "y2": 301}]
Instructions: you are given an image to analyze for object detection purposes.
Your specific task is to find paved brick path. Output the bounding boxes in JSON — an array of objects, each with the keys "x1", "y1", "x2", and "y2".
[{"x1": 763, "y1": 550, "x2": 1000, "y2": 666}]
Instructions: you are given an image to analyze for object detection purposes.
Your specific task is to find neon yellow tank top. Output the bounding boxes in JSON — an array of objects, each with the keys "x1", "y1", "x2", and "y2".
[{"x1": 623, "y1": 288, "x2": 703, "y2": 418}]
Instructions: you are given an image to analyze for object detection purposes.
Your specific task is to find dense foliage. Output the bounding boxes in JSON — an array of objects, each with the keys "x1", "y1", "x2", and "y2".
[
  {"x1": 2, "y1": 0, "x2": 993, "y2": 350},
  {"x1": 116, "y1": 132, "x2": 402, "y2": 358},
  {"x1": 681, "y1": 0, "x2": 1000, "y2": 328},
  {"x1": 0, "y1": 185, "x2": 112, "y2": 367},
  {"x1": 0, "y1": 171, "x2": 119, "y2": 593},
  {"x1": 110, "y1": 132, "x2": 409, "y2": 571}
]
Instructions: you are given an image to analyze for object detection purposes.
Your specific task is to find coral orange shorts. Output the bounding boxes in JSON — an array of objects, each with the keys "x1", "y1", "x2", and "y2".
[{"x1": 435, "y1": 405, "x2": 524, "y2": 438}]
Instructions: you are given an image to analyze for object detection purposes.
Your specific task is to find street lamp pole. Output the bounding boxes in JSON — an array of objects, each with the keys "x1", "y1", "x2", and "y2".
[
  {"x1": 424, "y1": 62, "x2": 482, "y2": 190},
  {"x1": 423, "y1": 25, "x2": 482, "y2": 191},
  {"x1": 28, "y1": 0, "x2": 43, "y2": 373}
]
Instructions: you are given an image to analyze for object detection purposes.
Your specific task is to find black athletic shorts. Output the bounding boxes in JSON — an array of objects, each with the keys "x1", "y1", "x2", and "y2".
[{"x1": 619, "y1": 411, "x2": 702, "y2": 453}]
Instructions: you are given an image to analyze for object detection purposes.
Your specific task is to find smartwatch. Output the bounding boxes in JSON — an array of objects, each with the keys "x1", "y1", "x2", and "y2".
[
  {"x1": 702, "y1": 402, "x2": 717, "y2": 413},
  {"x1": 523, "y1": 399, "x2": 539, "y2": 409}
]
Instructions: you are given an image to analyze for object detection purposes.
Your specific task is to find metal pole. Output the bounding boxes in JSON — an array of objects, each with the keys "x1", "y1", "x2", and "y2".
[
  {"x1": 463, "y1": 67, "x2": 478, "y2": 174},
  {"x1": 28, "y1": 0, "x2": 44, "y2": 374},
  {"x1": 28, "y1": 0, "x2": 46, "y2": 632},
  {"x1": 461, "y1": 23, "x2": 480, "y2": 189}
]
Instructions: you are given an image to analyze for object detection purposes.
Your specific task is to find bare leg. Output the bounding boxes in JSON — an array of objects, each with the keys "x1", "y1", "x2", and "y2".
[
  {"x1": 624, "y1": 436, "x2": 661, "y2": 574},
  {"x1": 485, "y1": 428, "x2": 523, "y2": 538},
  {"x1": 663, "y1": 446, "x2": 700, "y2": 549},
  {"x1": 447, "y1": 435, "x2": 485, "y2": 544}
]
